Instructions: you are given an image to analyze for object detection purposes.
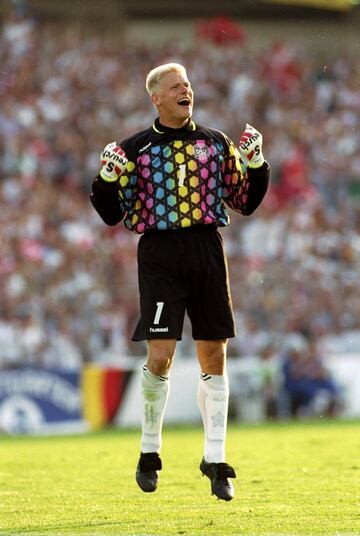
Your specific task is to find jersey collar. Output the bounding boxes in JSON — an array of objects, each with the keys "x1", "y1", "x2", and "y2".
[{"x1": 152, "y1": 117, "x2": 196, "y2": 134}]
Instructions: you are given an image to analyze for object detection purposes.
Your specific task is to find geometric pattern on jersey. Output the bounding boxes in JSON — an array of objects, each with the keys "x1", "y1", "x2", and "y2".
[{"x1": 119, "y1": 138, "x2": 249, "y2": 234}]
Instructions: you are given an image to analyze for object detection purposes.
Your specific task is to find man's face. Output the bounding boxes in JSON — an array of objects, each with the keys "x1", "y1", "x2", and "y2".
[{"x1": 152, "y1": 70, "x2": 194, "y2": 127}]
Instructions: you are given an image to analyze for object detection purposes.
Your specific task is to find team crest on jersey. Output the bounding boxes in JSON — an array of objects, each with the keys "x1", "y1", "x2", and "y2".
[{"x1": 194, "y1": 144, "x2": 210, "y2": 162}]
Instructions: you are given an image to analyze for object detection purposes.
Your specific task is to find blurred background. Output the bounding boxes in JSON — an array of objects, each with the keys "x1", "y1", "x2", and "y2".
[{"x1": 1, "y1": 0, "x2": 360, "y2": 434}]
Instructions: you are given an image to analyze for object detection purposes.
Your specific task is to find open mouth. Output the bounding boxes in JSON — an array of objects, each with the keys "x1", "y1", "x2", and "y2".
[{"x1": 177, "y1": 98, "x2": 191, "y2": 107}]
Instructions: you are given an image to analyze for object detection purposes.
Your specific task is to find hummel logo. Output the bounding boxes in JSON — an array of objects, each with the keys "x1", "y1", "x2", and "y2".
[
  {"x1": 139, "y1": 142, "x2": 152, "y2": 153},
  {"x1": 149, "y1": 327, "x2": 169, "y2": 333}
]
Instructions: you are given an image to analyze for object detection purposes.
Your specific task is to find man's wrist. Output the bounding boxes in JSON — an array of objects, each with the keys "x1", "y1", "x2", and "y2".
[
  {"x1": 100, "y1": 170, "x2": 118, "y2": 182},
  {"x1": 248, "y1": 155, "x2": 265, "y2": 169}
]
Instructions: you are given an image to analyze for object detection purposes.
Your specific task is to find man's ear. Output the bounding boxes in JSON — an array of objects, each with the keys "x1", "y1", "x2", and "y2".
[{"x1": 151, "y1": 94, "x2": 160, "y2": 107}]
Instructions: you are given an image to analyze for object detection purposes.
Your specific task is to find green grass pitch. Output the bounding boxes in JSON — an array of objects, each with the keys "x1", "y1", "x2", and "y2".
[{"x1": 0, "y1": 420, "x2": 359, "y2": 535}]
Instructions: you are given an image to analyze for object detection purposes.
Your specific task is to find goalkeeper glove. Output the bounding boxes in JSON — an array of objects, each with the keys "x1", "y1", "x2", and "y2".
[
  {"x1": 99, "y1": 141, "x2": 128, "y2": 182},
  {"x1": 239, "y1": 124, "x2": 265, "y2": 169}
]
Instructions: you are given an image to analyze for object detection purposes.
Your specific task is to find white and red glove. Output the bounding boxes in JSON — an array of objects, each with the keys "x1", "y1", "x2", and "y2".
[
  {"x1": 239, "y1": 124, "x2": 265, "y2": 169},
  {"x1": 99, "y1": 141, "x2": 128, "y2": 182}
]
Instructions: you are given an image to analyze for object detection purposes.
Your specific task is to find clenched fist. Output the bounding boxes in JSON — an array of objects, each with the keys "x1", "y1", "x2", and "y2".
[
  {"x1": 239, "y1": 124, "x2": 265, "y2": 169},
  {"x1": 99, "y1": 141, "x2": 128, "y2": 182}
]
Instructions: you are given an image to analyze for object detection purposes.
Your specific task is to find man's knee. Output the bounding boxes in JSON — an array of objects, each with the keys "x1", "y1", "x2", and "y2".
[
  {"x1": 196, "y1": 339, "x2": 228, "y2": 374},
  {"x1": 147, "y1": 339, "x2": 177, "y2": 375}
]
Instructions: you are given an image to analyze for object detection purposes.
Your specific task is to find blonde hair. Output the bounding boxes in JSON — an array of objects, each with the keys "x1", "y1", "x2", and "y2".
[{"x1": 145, "y1": 63, "x2": 187, "y2": 96}]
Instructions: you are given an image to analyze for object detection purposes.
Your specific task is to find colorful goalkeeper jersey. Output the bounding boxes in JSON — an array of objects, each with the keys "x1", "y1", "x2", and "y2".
[{"x1": 91, "y1": 118, "x2": 270, "y2": 233}]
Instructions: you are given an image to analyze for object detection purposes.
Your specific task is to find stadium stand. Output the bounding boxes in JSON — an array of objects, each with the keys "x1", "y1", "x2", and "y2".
[{"x1": 1, "y1": 2, "x2": 360, "y2": 404}]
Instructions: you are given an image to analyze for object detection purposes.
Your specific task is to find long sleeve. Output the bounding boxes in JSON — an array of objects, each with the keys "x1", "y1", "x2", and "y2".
[
  {"x1": 221, "y1": 137, "x2": 270, "y2": 216},
  {"x1": 241, "y1": 162, "x2": 270, "y2": 215},
  {"x1": 90, "y1": 175, "x2": 127, "y2": 226}
]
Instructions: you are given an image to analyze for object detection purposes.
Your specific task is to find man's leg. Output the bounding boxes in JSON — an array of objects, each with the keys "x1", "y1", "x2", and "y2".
[
  {"x1": 136, "y1": 339, "x2": 176, "y2": 493},
  {"x1": 196, "y1": 340, "x2": 228, "y2": 462},
  {"x1": 140, "y1": 339, "x2": 175, "y2": 453},
  {"x1": 196, "y1": 339, "x2": 236, "y2": 501}
]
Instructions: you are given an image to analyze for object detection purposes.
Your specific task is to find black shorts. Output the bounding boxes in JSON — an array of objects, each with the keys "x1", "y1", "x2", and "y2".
[{"x1": 132, "y1": 225, "x2": 235, "y2": 341}]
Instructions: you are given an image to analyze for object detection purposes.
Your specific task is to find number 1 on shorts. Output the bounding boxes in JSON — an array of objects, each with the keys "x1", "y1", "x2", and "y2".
[{"x1": 153, "y1": 301, "x2": 164, "y2": 325}]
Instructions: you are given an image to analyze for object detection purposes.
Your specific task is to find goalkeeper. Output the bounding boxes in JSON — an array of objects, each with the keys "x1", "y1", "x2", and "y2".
[{"x1": 90, "y1": 62, "x2": 270, "y2": 502}]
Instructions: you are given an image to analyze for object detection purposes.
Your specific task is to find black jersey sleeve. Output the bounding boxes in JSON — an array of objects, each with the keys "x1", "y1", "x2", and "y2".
[
  {"x1": 90, "y1": 176, "x2": 126, "y2": 226},
  {"x1": 242, "y1": 161, "x2": 271, "y2": 215},
  {"x1": 220, "y1": 132, "x2": 270, "y2": 215}
]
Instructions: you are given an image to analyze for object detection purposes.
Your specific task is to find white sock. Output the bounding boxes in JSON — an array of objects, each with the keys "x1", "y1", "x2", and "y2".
[
  {"x1": 197, "y1": 372, "x2": 229, "y2": 463},
  {"x1": 140, "y1": 364, "x2": 170, "y2": 454}
]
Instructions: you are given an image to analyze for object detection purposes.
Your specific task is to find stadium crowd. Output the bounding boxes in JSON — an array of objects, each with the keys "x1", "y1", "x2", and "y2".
[{"x1": 1, "y1": 6, "x2": 360, "y2": 397}]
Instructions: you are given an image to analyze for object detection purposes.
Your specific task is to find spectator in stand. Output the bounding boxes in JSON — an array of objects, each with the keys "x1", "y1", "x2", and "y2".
[
  {"x1": 1, "y1": 7, "x2": 360, "y2": 373},
  {"x1": 281, "y1": 340, "x2": 342, "y2": 417}
]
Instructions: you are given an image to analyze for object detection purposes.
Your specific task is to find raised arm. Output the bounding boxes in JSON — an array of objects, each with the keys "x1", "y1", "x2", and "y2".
[
  {"x1": 222, "y1": 125, "x2": 270, "y2": 215},
  {"x1": 90, "y1": 141, "x2": 128, "y2": 226}
]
